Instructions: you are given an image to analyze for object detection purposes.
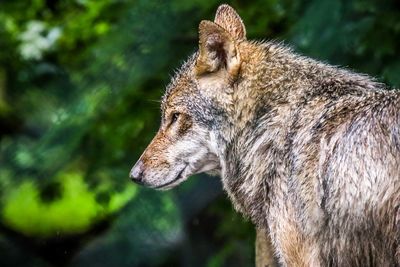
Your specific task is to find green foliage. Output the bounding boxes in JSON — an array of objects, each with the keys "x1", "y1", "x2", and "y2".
[
  {"x1": 205, "y1": 196, "x2": 255, "y2": 267},
  {"x1": 290, "y1": 0, "x2": 400, "y2": 86},
  {"x1": 0, "y1": 0, "x2": 399, "y2": 266},
  {"x1": 2, "y1": 170, "x2": 137, "y2": 237}
]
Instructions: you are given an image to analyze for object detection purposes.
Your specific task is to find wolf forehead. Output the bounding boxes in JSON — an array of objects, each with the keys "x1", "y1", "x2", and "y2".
[
  {"x1": 160, "y1": 53, "x2": 227, "y2": 127},
  {"x1": 161, "y1": 53, "x2": 198, "y2": 111}
]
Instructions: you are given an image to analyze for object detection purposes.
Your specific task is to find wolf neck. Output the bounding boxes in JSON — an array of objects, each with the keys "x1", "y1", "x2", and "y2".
[
  {"x1": 216, "y1": 41, "x2": 383, "y2": 226},
  {"x1": 217, "y1": 110, "x2": 290, "y2": 227},
  {"x1": 215, "y1": 42, "x2": 296, "y2": 226}
]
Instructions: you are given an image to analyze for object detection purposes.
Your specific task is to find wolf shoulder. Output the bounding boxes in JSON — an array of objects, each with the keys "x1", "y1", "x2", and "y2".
[{"x1": 304, "y1": 78, "x2": 400, "y2": 208}]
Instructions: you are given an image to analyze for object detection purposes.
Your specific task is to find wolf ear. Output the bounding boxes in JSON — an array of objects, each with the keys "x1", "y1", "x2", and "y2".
[
  {"x1": 196, "y1": 20, "x2": 241, "y2": 77},
  {"x1": 214, "y1": 4, "x2": 246, "y2": 41},
  {"x1": 195, "y1": 5, "x2": 245, "y2": 77}
]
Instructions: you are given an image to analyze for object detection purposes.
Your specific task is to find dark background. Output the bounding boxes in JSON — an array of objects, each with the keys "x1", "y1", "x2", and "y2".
[{"x1": 0, "y1": 0, "x2": 399, "y2": 266}]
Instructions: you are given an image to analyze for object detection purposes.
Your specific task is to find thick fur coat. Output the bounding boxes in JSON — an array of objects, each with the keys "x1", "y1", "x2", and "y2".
[{"x1": 131, "y1": 5, "x2": 400, "y2": 266}]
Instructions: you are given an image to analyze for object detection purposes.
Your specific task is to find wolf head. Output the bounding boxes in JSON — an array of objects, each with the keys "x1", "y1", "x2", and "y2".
[{"x1": 130, "y1": 5, "x2": 250, "y2": 189}]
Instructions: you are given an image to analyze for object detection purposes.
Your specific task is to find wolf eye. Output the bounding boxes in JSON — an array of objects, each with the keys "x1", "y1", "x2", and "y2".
[{"x1": 171, "y1": 113, "x2": 180, "y2": 124}]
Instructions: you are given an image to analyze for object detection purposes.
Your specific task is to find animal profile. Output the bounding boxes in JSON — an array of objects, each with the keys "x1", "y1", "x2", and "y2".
[{"x1": 131, "y1": 4, "x2": 400, "y2": 266}]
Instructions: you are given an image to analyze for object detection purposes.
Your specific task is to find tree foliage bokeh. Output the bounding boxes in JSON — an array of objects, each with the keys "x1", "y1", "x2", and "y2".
[{"x1": 0, "y1": 0, "x2": 399, "y2": 266}]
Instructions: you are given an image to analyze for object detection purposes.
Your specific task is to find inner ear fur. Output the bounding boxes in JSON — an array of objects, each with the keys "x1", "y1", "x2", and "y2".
[{"x1": 196, "y1": 20, "x2": 241, "y2": 78}]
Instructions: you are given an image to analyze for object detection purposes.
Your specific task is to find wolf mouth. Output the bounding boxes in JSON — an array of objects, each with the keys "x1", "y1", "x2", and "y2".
[{"x1": 154, "y1": 166, "x2": 187, "y2": 189}]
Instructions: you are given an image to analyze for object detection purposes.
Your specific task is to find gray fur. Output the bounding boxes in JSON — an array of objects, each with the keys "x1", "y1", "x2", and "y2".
[{"x1": 131, "y1": 5, "x2": 400, "y2": 266}]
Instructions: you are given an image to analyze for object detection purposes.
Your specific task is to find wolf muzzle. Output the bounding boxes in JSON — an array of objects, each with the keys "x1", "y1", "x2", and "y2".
[{"x1": 130, "y1": 160, "x2": 146, "y2": 185}]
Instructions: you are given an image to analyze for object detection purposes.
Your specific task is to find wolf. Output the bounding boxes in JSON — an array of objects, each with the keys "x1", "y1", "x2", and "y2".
[{"x1": 130, "y1": 4, "x2": 400, "y2": 266}]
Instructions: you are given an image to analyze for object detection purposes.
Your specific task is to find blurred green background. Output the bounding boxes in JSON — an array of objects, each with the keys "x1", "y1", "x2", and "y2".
[{"x1": 0, "y1": 0, "x2": 399, "y2": 266}]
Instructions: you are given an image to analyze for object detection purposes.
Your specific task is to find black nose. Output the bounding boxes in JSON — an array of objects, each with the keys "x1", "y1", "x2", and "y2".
[{"x1": 130, "y1": 160, "x2": 145, "y2": 185}]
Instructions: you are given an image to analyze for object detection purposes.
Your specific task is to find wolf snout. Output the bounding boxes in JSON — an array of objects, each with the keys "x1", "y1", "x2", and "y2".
[{"x1": 130, "y1": 160, "x2": 145, "y2": 185}]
